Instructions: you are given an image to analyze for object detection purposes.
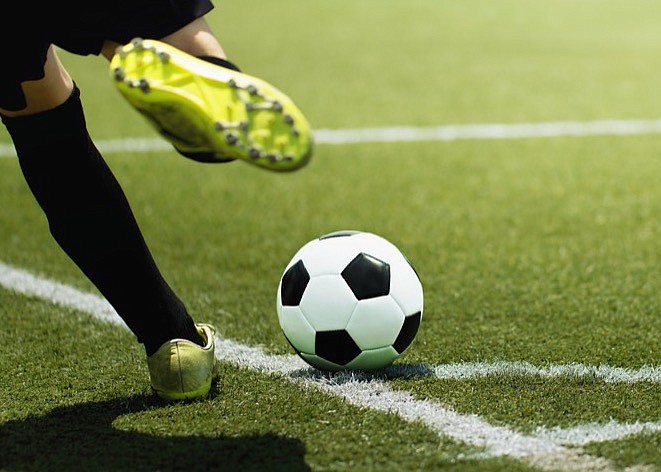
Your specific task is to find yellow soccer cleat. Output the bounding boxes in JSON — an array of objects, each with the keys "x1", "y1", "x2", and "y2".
[
  {"x1": 110, "y1": 38, "x2": 313, "y2": 172},
  {"x1": 146, "y1": 323, "x2": 218, "y2": 401}
]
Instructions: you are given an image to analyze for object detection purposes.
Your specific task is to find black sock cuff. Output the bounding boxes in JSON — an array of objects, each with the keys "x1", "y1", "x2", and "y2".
[
  {"x1": 1, "y1": 85, "x2": 85, "y2": 146},
  {"x1": 197, "y1": 56, "x2": 242, "y2": 72}
]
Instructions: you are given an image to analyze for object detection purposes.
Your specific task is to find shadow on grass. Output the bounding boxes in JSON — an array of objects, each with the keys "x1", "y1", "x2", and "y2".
[
  {"x1": 0, "y1": 394, "x2": 310, "y2": 472},
  {"x1": 288, "y1": 362, "x2": 435, "y2": 384}
]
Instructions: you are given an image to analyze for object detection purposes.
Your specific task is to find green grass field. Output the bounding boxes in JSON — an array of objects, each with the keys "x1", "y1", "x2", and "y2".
[{"x1": 1, "y1": 1, "x2": 659, "y2": 470}]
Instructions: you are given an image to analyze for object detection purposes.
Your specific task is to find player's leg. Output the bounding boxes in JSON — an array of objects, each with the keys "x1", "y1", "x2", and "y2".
[
  {"x1": 0, "y1": 45, "x2": 214, "y2": 400},
  {"x1": 101, "y1": 17, "x2": 227, "y2": 62},
  {"x1": 105, "y1": 17, "x2": 314, "y2": 171},
  {"x1": 101, "y1": 18, "x2": 241, "y2": 164}
]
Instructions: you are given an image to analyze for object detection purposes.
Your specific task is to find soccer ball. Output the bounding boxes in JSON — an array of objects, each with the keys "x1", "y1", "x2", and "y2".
[{"x1": 276, "y1": 230, "x2": 423, "y2": 371}]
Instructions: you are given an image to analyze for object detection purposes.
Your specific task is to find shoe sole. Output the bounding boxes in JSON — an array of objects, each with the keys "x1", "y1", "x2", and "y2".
[{"x1": 109, "y1": 38, "x2": 313, "y2": 172}]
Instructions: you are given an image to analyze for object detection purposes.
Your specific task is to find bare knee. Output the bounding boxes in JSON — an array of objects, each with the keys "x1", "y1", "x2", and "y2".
[
  {"x1": 100, "y1": 17, "x2": 226, "y2": 63},
  {"x1": 0, "y1": 46, "x2": 74, "y2": 117},
  {"x1": 162, "y1": 17, "x2": 226, "y2": 58}
]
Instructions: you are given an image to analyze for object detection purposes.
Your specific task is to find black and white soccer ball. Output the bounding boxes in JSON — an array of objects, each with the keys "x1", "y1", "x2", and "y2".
[{"x1": 276, "y1": 230, "x2": 423, "y2": 371}]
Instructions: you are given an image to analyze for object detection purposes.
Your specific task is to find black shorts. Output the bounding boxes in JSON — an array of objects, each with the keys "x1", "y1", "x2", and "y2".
[{"x1": 0, "y1": 0, "x2": 214, "y2": 110}]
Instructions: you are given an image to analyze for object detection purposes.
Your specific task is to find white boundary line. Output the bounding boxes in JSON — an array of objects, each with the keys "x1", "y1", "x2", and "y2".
[
  {"x1": 1, "y1": 260, "x2": 659, "y2": 471},
  {"x1": 432, "y1": 360, "x2": 661, "y2": 384},
  {"x1": 4, "y1": 118, "x2": 661, "y2": 158},
  {"x1": 535, "y1": 420, "x2": 661, "y2": 447},
  {"x1": 312, "y1": 119, "x2": 661, "y2": 144}
]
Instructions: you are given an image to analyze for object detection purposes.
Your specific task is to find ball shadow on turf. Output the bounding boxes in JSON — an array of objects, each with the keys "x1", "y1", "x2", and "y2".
[{"x1": 288, "y1": 362, "x2": 435, "y2": 384}]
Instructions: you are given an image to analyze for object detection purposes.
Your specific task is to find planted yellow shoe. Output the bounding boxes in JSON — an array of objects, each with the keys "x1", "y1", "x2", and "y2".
[
  {"x1": 147, "y1": 323, "x2": 217, "y2": 401},
  {"x1": 110, "y1": 38, "x2": 313, "y2": 172}
]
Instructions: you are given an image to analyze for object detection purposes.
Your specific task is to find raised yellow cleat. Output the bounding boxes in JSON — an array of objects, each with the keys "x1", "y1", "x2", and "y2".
[
  {"x1": 110, "y1": 38, "x2": 313, "y2": 171},
  {"x1": 146, "y1": 323, "x2": 217, "y2": 401}
]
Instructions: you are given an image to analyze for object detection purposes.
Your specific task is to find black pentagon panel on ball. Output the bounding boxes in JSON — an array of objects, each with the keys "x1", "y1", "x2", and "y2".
[
  {"x1": 280, "y1": 260, "x2": 310, "y2": 306},
  {"x1": 315, "y1": 330, "x2": 362, "y2": 366},
  {"x1": 341, "y1": 253, "x2": 390, "y2": 300},
  {"x1": 319, "y1": 230, "x2": 361, "y2": 240},
  {"x1": 393, "y1": 311, "x2": 422, "y2": 354}
]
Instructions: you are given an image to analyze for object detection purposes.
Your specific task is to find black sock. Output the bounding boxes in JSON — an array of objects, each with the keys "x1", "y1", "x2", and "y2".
[
  {"x1": 1, "y1": 86, "x2": 204, "y2": 355},
  {"x1": 197, "y1": 56, "x2": 241, "y2": 72}
]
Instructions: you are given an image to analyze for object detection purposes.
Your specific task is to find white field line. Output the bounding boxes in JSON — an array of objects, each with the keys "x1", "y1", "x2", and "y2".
[
  {"x1": 0, "y1": 262, "x2": 125, "y2": 328},
  {"x1": 312, "y1": 119, "x2": 661, "y2": 144},
  {"x1": 1, "y1": 260, "x2": 659, "y2": 472},
  {"x1": 535, "y1": 420, "x2": 661, "y2": 447},
  {"x1": 4, "y1": 118, "x2": 661, "y2": 158}
]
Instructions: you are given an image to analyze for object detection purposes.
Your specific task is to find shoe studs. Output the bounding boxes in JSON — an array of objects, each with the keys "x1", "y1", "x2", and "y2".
[
  {"x1": 112, "y1": 67, "x2": 125, "y2": 81},
  {"x1": 226, "y1": 83, "x2": 302, "y2": 166},
  {"x1": 122, "y1": 78, "x2": 150, "y2": 93},
  {"x1": 112, "y1": 38, "x2": 167, "y2": 92},
  {"x1": 113, "y1": 37, "x2": 306, "y2": 170},
  {"x1": 131, "y1": 38, "x2": 144, "y2": 51},
  {"x1": 225, "y1": 132, "x2": 239, "y2": 145},
  {"x1": 157, "y1": 51, "x2": 170, "y2": 64}
]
